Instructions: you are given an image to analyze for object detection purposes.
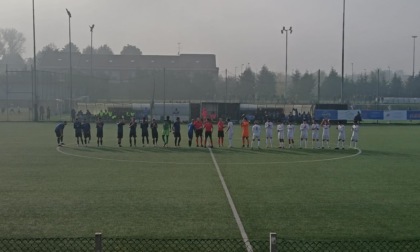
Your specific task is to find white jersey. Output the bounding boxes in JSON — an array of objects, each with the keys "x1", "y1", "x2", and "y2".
[
  {"x1": 265, "y1": 121, "x2": 273, "y2": 138},
  {"x1": 351, "y1": 124, "x2": 359, "y2": 141},
  {"x1": 311, "y1": 123, "x2": 320, "y2": 140},
  {"x1": 277, "y1": 124, "x2": 285, "y2": 140},
  {"x1": 300, "y1": 123, "x2": 309, "y2": 139},
  {"x1": 252, "y1": 124, "x2": 261, "y2": 138},
  {"x1": 287, "y1": 124, "x2": 295, "y2": 139},
  {"x1": 337, "y1": 124, "x2": 346, "y2": 140},
  {"x1": 322, "y1": 124, "x2": 330, "y2": 140},
  {"x1": 227, "y1": 122, "x2": 234, "y2": 139}
]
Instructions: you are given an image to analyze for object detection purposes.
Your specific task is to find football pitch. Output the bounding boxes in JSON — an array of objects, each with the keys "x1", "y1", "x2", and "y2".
[{"x1": 1, "y1": 122, "x2": 420, "y2": 242}]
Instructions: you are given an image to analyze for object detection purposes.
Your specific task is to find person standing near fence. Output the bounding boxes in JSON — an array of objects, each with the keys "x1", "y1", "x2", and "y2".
[
  {"x1": 299, "y1": 119, "x2": 309, "y2": 149},
  {"x1": 350, "y1": 121, "x2": 360, "y2": 149},
  {"x1": 225, "y1": 118, "x2": 234, "y2": 148},
  {"x1": 173, "y1": 117, "x2": 181, "y2": 147},
  {"x1": 117, "y1": 118, "x2": 126, "y2": 147},
  {"x1": 162, "y1": 116, "x2": 171, "y2": 147},
  {"x1": 82, "y1": 118, "x2": 91, "y2": 145},
  {"x1": 321, "y1": 119, "x2": 330, "y2": 149},
  {"x1": 265, "y1": 118, "x2": 274, "y2": 148},
  {"x1": 128, "y1": 117, "x2": 137, "y2": 147},
  {"x1": 287, "y1": 121, "x2": 295, "y2": 148},
  {"x1": 217, "y1": 118, "x2": 225, "y2": 147},
  {"x1": 277, "y1": 120, "x2": 285, "y2": 149},
  {"x1": 311, "y1": 120, "x2": 320, "y2": 149},
  {"x1": 96, "y1": 117, "x2": 104, "y2": 147},
  {"x1": 251, "y1": 120, "x2": 261, "y2": 149},
  {"x1": 46, "y1": 106, "x2": 51, "y2": 120},
  {"x1": 187, "y1": 119, "x2": 194, "y2": 147},
  {"x1": 150, "y1": 118, "x2": 159, "y2": 146},
  {"x1": 74, "y1": 118, "x2": 83, "y2": 146},
  {"x1": 140, "y1": 117, "x2": 149, "y2": 147},
  {"x1": 193, "y1": 117, "x2": 204, "y2": 147},
  {"x1": 203, "y1": 118, "x2": 214, "y2": 148},
  {"x1": 335, "y1": 121, "x2": 346, "y2": 150},
  {"x1": 241, "y1": 117, "x2": 250, "y2": 148},
  {"x1": 54, "y1": 121, "x2": 67, "y2": 146}
]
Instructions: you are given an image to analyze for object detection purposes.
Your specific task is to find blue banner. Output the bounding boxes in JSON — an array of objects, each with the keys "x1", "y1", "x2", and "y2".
[
  {"x1": 361, "y1": 110, "x2": 384, "y2": 120},
  {"x1": 314, "y1": 110, "x2": 338, "y2": 120},
  {"x1": 407, "y1": 111, "x2": 420, "y2": 120}
]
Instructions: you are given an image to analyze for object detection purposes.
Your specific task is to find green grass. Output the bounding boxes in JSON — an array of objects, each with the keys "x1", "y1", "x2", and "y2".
[{"x1": 0, "y1": 122, "x2": 420, "y2": 242}]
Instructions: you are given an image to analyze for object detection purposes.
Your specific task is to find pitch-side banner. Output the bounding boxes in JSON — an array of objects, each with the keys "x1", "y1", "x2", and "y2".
[
  {"x1": 407, "y1": 111, "x2": 420, "y2": 120},
  {"x1": 337, "y1": 110, "x2": 360, "y2": 120},
  {"x1": 383, "y1": 110, "x2": 407, "y2": 121},
  {"x1": 314, "y1": 110, "x2": 338, "y2": 120},
  {"x1": 361, "y1": 110, "x2": 384, "y2": 120}
]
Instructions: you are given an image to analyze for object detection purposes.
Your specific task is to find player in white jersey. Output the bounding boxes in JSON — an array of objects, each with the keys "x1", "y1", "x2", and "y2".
[
  {"x1": 321, "y1": 119, "x2": 330, "y2": 149},
  {"x1": 299, "y1": 119, "x2": 309, "y2": 149},
  {"x1": 264, "y1": 119, "x2": 274, "y2": 148},
  {"x1": 277, "y1": 121, "x2": 285, "y2": 148},
  {"x1": 335, "y1": 121, "x2": 346, "y2": 149},
  {"x1": 225, "y1": 118, "x2": 234, "y2": 148},
  {"x1": 251, "y1": 121, "x2": 261, "y2": 149},
  {"x1": 311, "y1": 120, "x2": 320, "y2": 149},
  {"x1": 350, "y1": 122, "x2": 359, "y2": 149},
  {"x1": 287, "y1": 121, "x2": 295, "y2": 148}
]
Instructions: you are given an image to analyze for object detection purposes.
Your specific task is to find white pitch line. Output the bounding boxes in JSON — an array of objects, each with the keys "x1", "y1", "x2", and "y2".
[{"x1": 208, "y1": 148, "x2": 253, "y2": 252}]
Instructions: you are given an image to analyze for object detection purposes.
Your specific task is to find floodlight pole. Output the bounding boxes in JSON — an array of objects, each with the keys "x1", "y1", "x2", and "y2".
[
  {"x1": 341, "y1": 0, "x2": 346, "y2": 103},
  {"x1": 90, "y1": 24, "x2": 95, "y2": 77},
  {"x1": 32, "y1": 0, "x2": 39, "y2": 121},
  {"x1": 66, "y1": 8, "x2": 73, "y2": 112},
  {"x1": 281, "y1": 26, "x2": 292, "y2": 100},
  {"x1": 412, "y1": 35, "x2": 417, "y2": 77}
]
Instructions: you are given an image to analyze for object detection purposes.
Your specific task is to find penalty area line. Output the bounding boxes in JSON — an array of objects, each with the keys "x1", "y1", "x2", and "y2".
[{"x1": 208, "y1": 148, "x2": 253, "y2": 252}]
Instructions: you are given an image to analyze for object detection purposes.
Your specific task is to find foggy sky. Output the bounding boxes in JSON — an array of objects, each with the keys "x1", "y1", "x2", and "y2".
[{"x1": 1, "y1": 0, "x2": 420, "y2": 76}]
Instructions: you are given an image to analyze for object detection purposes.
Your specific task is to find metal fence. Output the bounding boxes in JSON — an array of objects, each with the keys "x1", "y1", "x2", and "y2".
[{"x1": 1, "y1": 233, "x2": 420, "y2": 252}]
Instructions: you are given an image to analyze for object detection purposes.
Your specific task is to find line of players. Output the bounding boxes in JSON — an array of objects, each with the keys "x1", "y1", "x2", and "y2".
[{"x1": 54, "y1": 116, "x2": 360, "y2": 149}]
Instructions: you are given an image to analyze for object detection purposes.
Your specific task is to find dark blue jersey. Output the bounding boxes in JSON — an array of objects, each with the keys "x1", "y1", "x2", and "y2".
[
  {"x1": 55, "y1": 122, "x2": 66, "y2": 133},
  {"x1": 129, "y1": 122, "x2": 137, "y2": 133},
  {"x1": 140, "y1": 121, "x2": 149, "y2": 134},
  {"x1": 74, "y1": 121, "x2": 82, "y2": 133},
  {"x1": 188, "y1": 123, "x2": 194, "y2": 135},
  {"x1": 117, "y1": 122, "x2": 125, "y2": 134},
  {"x1": 150, "y1": 122, "x2": 158, "y2": 133},
  {"x1": 82, "y1": 122, "x2": 91, "y2": 133},
  {"x1": 173, "y1": 121, "x2": 181, "y2": 134},
  {"x1": 96, "y1": 121, "x2": 104, "y2": 132}
]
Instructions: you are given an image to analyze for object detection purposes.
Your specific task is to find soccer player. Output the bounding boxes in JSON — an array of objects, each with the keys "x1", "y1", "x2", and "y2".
[
  {"x1": 203, "y1": 118, "x2": 214, "y2": 148},
  {"x1": 336, "y1": 121, "x2": 346, "y2": 150},
  {"x1": 299, "y1": 119, "x2": 309, "y2": 149},
  {"x1": 321, "y1": 119, "x2": 330, "y2": 149},
  {"x1": 225, "y1": 118, "x2": 234, "y2": 148},
  {"x1": 140, "y1": 117, "x2": 149, "y2": 147},
  {"x1": 350, "y1": 121, "x2": 360, "y2": 149},
  {"x1": 193, "y1": 117, "x2": 204, "y2": 147},
  {"x1": 265, "y1": 119, "x2": 274, "y2": 148},
  {"x1": 117, "y1": 118, "x2": 125, "y2": 147},
  {"x1": 73, "y1": 118, "x2": 83, "y2": 146},
  {"x1": 128, "y1": 117, "x2": 137, "y2": 147},
  {"x1": 54, "y1": 121, "x2": 67, "y2": 146},
  {"x1": 311, "y1": 120, "x2": 320, "y2": 149},
  {"x1": 251, "y1": 120, "x2": 261, "y2": 149},
  {"x1": 82, "y1": 118, "x2": 91, "y2": 145},
  {"x1": 217, "y1": 118, "x2": 225, "y2": 147},
  {"x1": 241, "y1": 117, "x2": 250, "y2": 148},
  {"x1": 187, "y1": 119, "x2": 194, "y2": 147},
  {"x1": 162, "y1": 116, "x2": 171, "y2": 147},
  {"x1": 287, "y1": 121, "x2": 295, "y2": 148},
  {"x1": 150, "y1": 118, "x2": 159, "y2": 146},
  {"x1": 173, "y1": 117, "x2": 181, "y2": 147},
  {"x1": 96, "y1": 117, "x2": 104, "y2": 147},
  {"x1": 277, "y1": 120, "x2": 285, "y2": 148}
]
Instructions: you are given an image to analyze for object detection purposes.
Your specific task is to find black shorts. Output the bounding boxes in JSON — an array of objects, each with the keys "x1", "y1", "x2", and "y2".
[
  {"x1": 97, "y1": 131, "x2": 103, "y2": 138},
  {"x1": 152, "y1": 130, "x2": 158, "y2": 139},
  {"x1": 205, "y1": 131, "x2": 212, "y2": 139},
  {"x1": 129, "y1": 132, "x2": 137, "y2": 138},
  {"x1": 142, "y1": 132, "x2": 149, "y2": 137},
  {"x1": 55, "y1": 131, "x2": 62, "y2": 138},
  {"x1": 83, "y1": 131, "x2": 91, "y2": 138},
  {"x1": 174, "y1": 132, "x2": 181, "y2": 138},
  {"x1": 118, "y1": 132, "x2": 123, "y2": 139},
  {"x1": 218, "y1": 131, "x2": 224, "y2": 138},
  {"x1": 75, "y1": 131, "x2": 82, "y2": 138},
  {"x1": 195, "y1": 129, "x2": 203, "y2": 137}
]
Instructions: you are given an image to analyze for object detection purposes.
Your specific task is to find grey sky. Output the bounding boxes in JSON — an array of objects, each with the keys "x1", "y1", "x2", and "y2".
[{"x1": 1, "y1": 0, "x2": 420, "y2": 75}]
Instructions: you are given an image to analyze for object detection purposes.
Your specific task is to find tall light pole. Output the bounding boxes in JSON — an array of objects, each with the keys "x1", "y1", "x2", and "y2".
[
  {"x1": 89, "y1": 24, "x2": 95, "y2": 77},
  {"x1": 32, "y1": 0, "x2": 38, "y2": 121},
  {"x1": 281, "y1": 26, "x2": 292, "y2": 99},
  {"x1": 341, "y1": 0, "x2": 346, "y2": 103},
  {"x1": 66, "y1": 8, "x2": 73, "y2": 111},
  {"x1": 412, "y1": 35, "x2": 417, "y2": 77}
]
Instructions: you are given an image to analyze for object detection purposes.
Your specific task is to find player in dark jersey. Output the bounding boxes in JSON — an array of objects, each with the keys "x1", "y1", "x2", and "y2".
[
  {"x1": 128, "y1": 117, "x2": 137, "y2": 147},
  {"x1": 150, "y1": 118, "x2": 159, "y2": 146},
  {"x1": 96, "y1": 117, "x2": 104, "y2": 146},
  {"x1": 140, "y1": 117, "x2": 149, "y2": 147},
  {"x1": 117, "y1": 118, "x2": 126, "y2": 147},
  {"x1": 172, "y1": 117, "x2": 181, "y2": 147},
  {"x1": 187, "y1": 119, "x2": 194, "y2": 147},
  {"x1": 73, "y1": 118, "x2": 83, "y2": 146},
  {"x1": 82, "y1": 118, "x2": 91, "y2": 145},
  {"x1": 54, "y1": 121, "x2": 67, "y2": 146}
]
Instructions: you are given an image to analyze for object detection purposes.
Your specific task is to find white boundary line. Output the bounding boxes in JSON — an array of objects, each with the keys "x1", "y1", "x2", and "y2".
[
  {"x1": 209, "y1": 148, "x2": 253, "y2": 252},
  {"x1": 56, "y1": 145, "x2": 362, "y2": 165}
]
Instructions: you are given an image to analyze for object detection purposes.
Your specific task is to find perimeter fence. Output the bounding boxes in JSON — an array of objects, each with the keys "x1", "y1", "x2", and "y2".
[{"x1": 1, "y1": 233, "x2": 420, "y2": 252}]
